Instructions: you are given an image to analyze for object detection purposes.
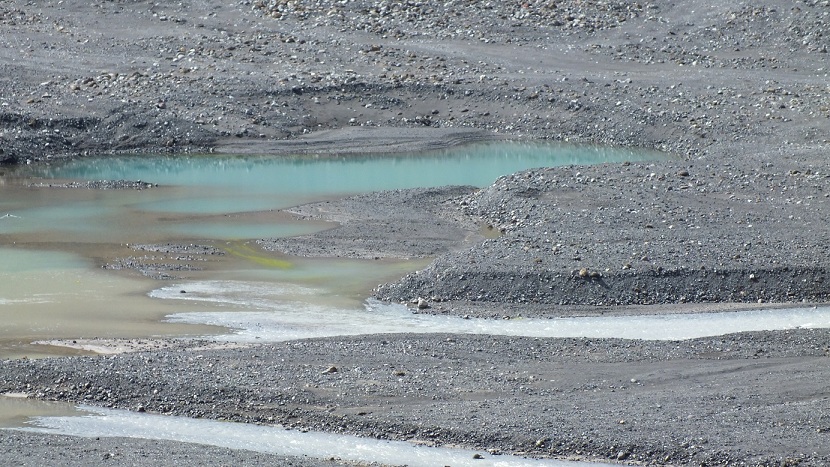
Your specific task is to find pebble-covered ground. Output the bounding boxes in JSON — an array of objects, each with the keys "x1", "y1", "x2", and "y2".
[
  {"x1": 3, "y1": 0, "x2": 828, "y2": 163},
  {"x1": 0, "y1": 430, "x2": 350, "y2": 467},
  {"x1": 374, "y1": 159, "x2": 830, "y2": 314},
  {"x1": 4, "y1": 330, "x2": 830, "y2": 466},
  {"x1": 2, "y1": 0, "x2": 830, "y2": 466},
  {"x1": 259, "y1": 186, "x2": 482, "y2": 259}
]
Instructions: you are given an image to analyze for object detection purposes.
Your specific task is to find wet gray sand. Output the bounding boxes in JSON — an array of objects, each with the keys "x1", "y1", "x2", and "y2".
[{"x1": 2, "y1": 0, "x2": 830, "y2": 465}]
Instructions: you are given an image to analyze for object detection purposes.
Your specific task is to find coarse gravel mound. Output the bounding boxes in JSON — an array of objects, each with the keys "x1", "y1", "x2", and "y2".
[{"x1": 374, "y1": 160, "x2": 830, "y2": 313}]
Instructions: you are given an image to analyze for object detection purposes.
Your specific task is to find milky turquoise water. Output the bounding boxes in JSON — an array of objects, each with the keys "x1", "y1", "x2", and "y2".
[
  {"x1": 0, "y1": 141, "x2": 669, "y2": 357},
  {"x1": 2, "y1": 142, "x2": 666, "y2": 241},
  {"x1": 19, "y1": 142, "x2": 665, "y2": 209}
]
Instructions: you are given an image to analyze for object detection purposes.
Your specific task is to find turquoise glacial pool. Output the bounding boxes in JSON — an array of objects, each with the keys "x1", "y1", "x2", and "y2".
[{"x1": 0, "y1": 141, "x2": 670, "y2": 358}]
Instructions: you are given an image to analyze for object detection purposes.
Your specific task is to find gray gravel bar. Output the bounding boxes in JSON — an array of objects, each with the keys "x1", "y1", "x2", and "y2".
[{"x1": 4, "y1": 330, "x2": 830, "y2": 465}]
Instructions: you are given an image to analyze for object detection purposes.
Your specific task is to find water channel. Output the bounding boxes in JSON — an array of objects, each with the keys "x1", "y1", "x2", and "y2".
[
  {"x1": 2, "y1": 141, "x2": 829, "y2": 464},
  {"x1": 0, "y1": 396, "x2": 615, "y2": 467}
]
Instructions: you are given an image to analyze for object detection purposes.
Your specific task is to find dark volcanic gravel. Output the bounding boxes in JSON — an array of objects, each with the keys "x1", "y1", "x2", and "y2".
[{"x1": 375, "y1": 160, "x2": 830, "y2": 313}]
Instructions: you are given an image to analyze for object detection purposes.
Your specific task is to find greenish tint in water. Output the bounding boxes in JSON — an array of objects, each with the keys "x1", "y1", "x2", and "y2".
[
  {"x1": 0, "y1": 247, "x2": 225, "y2": 358},
  {"x1": 3, "y1": 142, "x2": 667, "y2": 241},
  {"x1": 0, "y1": 142, "x2": 668, "y2": 358},
  {"x1": 223, "y1": 241, "x2": 293, "y2": 269},
  {"x1": 17, "y1": 142, "x2": 666, "y2": 215},
  {"x1": 0, "y1": 184, "x2": 329, "y2": 243}
]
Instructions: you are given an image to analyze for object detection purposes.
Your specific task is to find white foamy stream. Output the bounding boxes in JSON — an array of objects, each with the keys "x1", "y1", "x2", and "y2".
[
  {"x1": 153, "y1": 280, "x2": 830, "y2": 342},
  {"x1": 16, "y1": 279, "x2": 823, "y2": 466},
  {"x1": 10, "y1": 404, "x2": 614, "y2": 467}
]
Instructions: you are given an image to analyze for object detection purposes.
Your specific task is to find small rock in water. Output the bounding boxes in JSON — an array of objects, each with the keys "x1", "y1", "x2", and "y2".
[{"x1": 473, "y1": 453, "x2": 484, "y2": 459}]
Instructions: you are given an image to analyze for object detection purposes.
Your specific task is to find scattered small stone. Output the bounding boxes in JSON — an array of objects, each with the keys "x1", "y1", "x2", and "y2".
[{"x1": 322, "y1": 366, "x2": 338, "y2": 374}]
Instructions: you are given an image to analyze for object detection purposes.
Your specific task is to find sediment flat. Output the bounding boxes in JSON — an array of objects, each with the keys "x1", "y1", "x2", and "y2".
[{"x1": 2, "y1": 1, "x2": 830, "y2": 465}]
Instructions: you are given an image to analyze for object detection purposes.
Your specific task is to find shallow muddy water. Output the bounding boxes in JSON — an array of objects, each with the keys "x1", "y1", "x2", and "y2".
[
  {"x1": 0, "y1": 395, "x2": 92, "y2": 429},
  {"x1": 0, "y1": 247, "x2": 225, "y2": 359}
]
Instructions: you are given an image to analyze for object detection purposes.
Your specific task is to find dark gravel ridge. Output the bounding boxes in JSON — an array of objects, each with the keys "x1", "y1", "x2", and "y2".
[
  {"x1": 375, "y1": 160, "x2": 830, "y2": 311},
  {"x1": 3, "y1": 329, "x2": 830, "y2": 466}
]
